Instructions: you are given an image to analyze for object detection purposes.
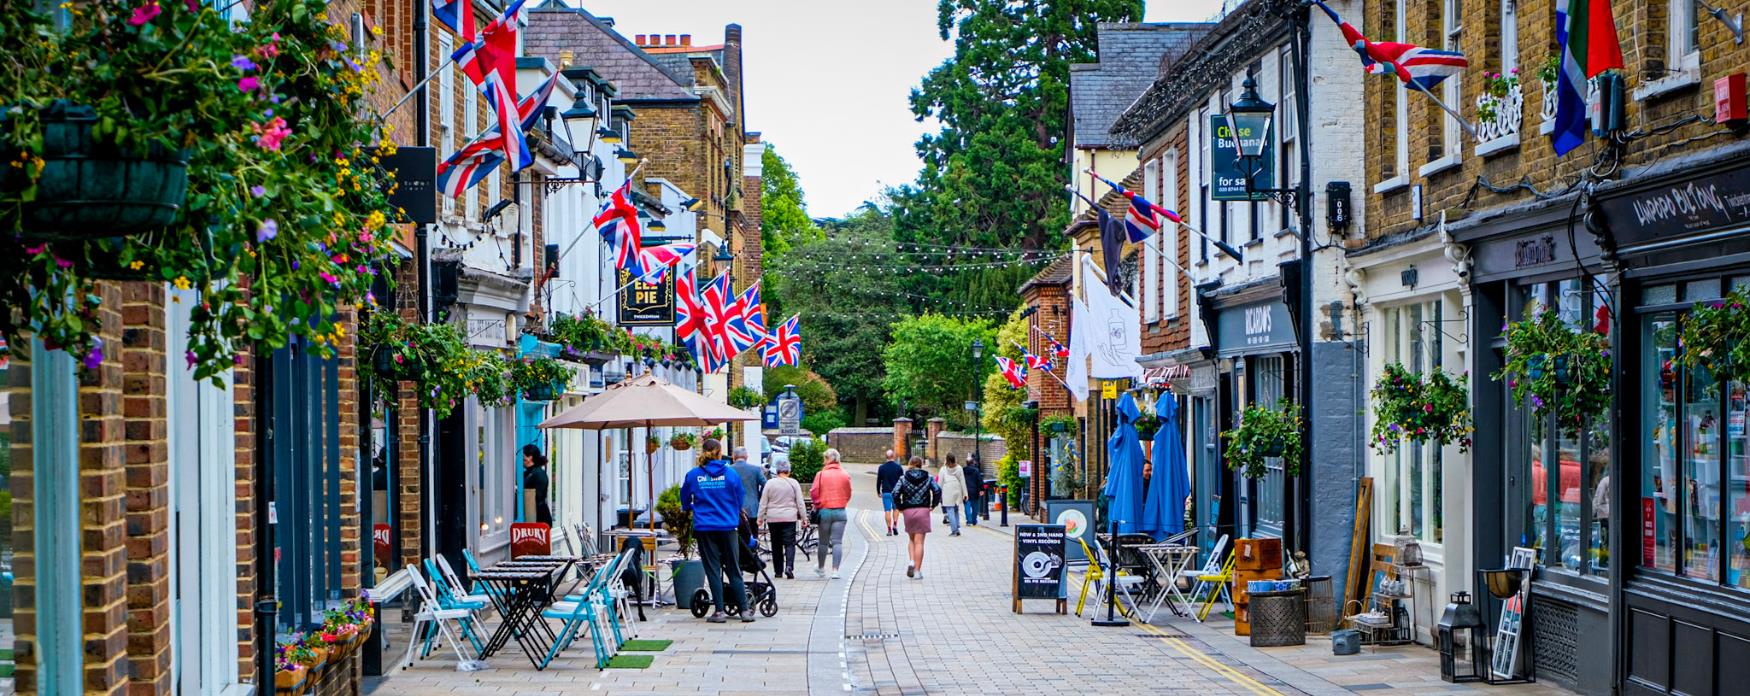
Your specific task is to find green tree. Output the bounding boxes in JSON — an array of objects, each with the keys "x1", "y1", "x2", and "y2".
[
  {"x1": 882, "y1": 313, "x2": 997, "y2": 428},
  {"x1": 895, "y1": 0, "x2": 1142, "y2": 252},
  {"x1": 763, "y1": 365, "x2": 838, "y2": 414},
  {"x1": 760, "y1": 145, "x2": 822, "y2": 260},
  {"x1": 981, "y1": 308, "x2": 1035, "y2": 460}
]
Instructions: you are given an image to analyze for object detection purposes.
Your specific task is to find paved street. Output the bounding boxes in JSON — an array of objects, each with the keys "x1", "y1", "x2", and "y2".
[{"x1": 369, "y1": 462, "x2": 1571, "y2": 695}]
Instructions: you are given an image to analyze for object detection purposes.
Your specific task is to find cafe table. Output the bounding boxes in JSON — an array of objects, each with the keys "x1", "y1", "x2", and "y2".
[
  {"x1": 1132, "y1": 543, "x2": 1199, "y2": 623},
  {"x1": 472, "y1": 559, "x2": 573, "y2": 666}
]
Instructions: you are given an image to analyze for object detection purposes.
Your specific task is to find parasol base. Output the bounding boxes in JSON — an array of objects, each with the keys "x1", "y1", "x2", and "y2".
[{"x1": 1091, "y1": 618, "x2": 1132, "y2": 627}]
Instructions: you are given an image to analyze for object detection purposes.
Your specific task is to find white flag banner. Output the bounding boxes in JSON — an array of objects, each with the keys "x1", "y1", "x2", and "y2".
[
  {"x1": 1065, "y1": 296, "x2": 1091, "y2": 402},
  {"x1": 1081, "y1": 257, "x2": 1143, "y2": 380}
]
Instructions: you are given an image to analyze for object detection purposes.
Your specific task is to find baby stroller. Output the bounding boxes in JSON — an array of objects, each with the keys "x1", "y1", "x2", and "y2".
[{"x1": 690, "y1": 515, "x2": 780, "y2": 618}]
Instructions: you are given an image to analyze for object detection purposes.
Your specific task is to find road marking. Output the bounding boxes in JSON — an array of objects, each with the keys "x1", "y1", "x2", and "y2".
[{"x1": 1134, "y1": 620, "x2": 1282, "y2": 696}]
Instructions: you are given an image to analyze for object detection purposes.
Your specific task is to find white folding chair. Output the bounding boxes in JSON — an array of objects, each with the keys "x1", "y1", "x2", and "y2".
[
  {"x1": 1092, "y1": 538, "x2": 1146, "y2": 616},
  {"x1": 575, "y1": 523, "x2": 599, "y2": 556},
  {"x1": 404, "y1": 565, "x2": 487, "y2": 672},
  {"x1": 434, "y1": 554, "x2": 494, "y2": 615}
]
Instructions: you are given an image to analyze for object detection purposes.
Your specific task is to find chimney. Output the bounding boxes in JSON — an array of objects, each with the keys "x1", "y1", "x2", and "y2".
[
  {"x1": 634, "y1": 34, "x2": 646, "y2": 45},
  {"x1": 725, "y1": 23, "x2": 742, "y2": 46},
  {"x1": 680, "y1": 34, "x2": 692, "y2": 47},
  {"x1": 665, "y1": 34, "x2": 677, "y2": 46}
]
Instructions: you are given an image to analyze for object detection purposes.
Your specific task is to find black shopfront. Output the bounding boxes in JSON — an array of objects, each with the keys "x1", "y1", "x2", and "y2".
[
  {"x1": 1456, "y1": 197, "x2": 1614, "y2": 695},
  {"x1": 1202, "y1": 278, "x2": 1300, "y2": 544},
  {"x1": 1595, "y1": 147, "x2": 1750, "y2": 696}
]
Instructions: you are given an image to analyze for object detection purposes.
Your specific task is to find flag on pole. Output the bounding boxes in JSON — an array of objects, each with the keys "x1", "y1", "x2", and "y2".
[
  {"x1": 593, "y1": 181, "x2": 643, "y2": 271},
  {"x1": 1024, "y1": 350, "x2": 1053, "y2": 372},
  {"x1": 700, "y1": 274, "x2": 736, "y2": 365},
  {"x1": 995, "y1": 356, "x2": 1027, "y2": 389},
  {"x1": 1552, "y1": 0, "x2": 1623, "y2": 155},
  {"x1": 631, "y1": 243, "x2": 697, "y2": 283},
  {"x1": 763, "y1": 314, "x2": 802, "y2": 368},
  {"x1": 1064, "y1": 298, "x2": 1090, "y2": 402},
  {"x1": 1092, "y1": 174, "x2": 1183, "y2": 244},
  {"x1": 453, "y1": 0, "x2": 529, "y2": 170},
  {"x1": 431, "y1": 0, "x2": 475, "y2": 41},
  {"x1": 676, "y1": 268, "x2": 721, "y2": 372},
  {"x1": 1313, "y1": 0, "x2": 1468, "y2": 89},
  {"x1": 435, "y1": 74, "x2": 559, "y2": 197},
  {"x1": 724, "y1": 281, "x2": 767, "y2": 357},
  {"x1": 1095, "y1": 206, "x2": 1131, "y2": 301},
  {"x1": 1035, "y1": 326, "x2": 1071, "y2": 361}
]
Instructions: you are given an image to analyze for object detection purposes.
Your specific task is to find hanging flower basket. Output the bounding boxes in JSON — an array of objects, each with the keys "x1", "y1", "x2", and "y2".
[
  {"x1": 1679, "y1": 287, "x2": 1750, "y2": 385},
  {"x1": 1493, "y1": 304, "x2": 1612, "y2": 430},
  {"x1": 1222, "y1": 399, "x2": 1304, "y2": 479},
  {"x1": 1369, "y1": 363, "x2": 1475, "y2": 453},
  {"x1": 14, "y1": 101, "x2": 190, "y2": 241},
  {"x1": 671, "y1": 432, "x2": 696, "y2": 450},
  {"x1": 510, "y1": 356, "x2": 573, "y2": 402},
  {"x1": 646, "y1": 435, "x2": 662, "y2": 455},
  {"x1": 524, "y1": 383, "x2": 558, "y2": 401}
]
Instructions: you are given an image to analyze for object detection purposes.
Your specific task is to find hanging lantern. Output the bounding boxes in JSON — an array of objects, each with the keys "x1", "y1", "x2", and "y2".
[{"x1": 1437, "y1": 591, "x2": 1486, "y2": 682}]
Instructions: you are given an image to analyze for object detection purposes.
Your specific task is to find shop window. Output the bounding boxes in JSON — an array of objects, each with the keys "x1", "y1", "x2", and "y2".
[
  {"x1": 1519, "y1": 280, "x2": 1612, "y2": 576},
  {"x1": 1251, "y1": 355, "x2": 1287, "y2": 537},
  {"x1": 469, "y1": 404, "x2": 514, "y2": 549},
  {"x1": 268, "y1": 340, "x2": 346, "y2": 630},
  {"x1": 1163, "y1": 150, "x2": 1181, "y2": 318},
  {"x1": 1380, "y1": 300, "x2": 1445, "y2": 544},
  {"x1": 1635, "y1": 279, "x2": 1750, "y2": 587}
]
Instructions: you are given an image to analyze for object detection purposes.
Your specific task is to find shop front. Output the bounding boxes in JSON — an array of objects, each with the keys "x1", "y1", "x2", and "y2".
[
  {"x1": 1206, "y1": 280, "x2": 1298, "y2": 542},
  {"x1": 1141, "y1": 350, "x2": 1220, "y2": 555},
  {"x1": 1596, "y1": 148, "x2": 1750, "y2": 696},
  {"x1": 1455, "y1": 197, "x2": 1612, "y2": 694}
]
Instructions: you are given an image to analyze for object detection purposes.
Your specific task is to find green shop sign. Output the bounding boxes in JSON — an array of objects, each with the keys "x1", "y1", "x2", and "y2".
[{"x1": 1210, "y1": 115, "x2": 1273, "y2": 201}]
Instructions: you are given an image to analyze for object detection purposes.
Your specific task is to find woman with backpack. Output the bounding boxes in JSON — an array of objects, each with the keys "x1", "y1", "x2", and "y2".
[
  {"x1": 936, "y1": 453, "x2": 968, "y2": 536},
  {"x1": 894, "y1": 456, "x2": 941, "y2": 579}
]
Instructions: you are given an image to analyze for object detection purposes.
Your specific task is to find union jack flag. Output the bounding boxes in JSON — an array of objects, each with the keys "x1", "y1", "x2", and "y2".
[
  {"x1": 593, "y1": 181, "x2": 642, "y2": 271},
  {"x1": 675, "y1": 268, "x2": 721, "y2": 372},
  {"x1": 453, "y1": 0, "x2": 529, "y2": 170},
  {"x1": 1038, "y1": 329, "x2": 1071, "y2": 361},
  {"x1": 1093, "y1": 174, "x2": 1183, "y2": 244},
  {"x1": 431, "y1": 0, "x2": 475, "y2": 41},
  {"x1": 630, "y1": 243, "x2": 696, "y2": 283},
  {"x1": 1024, "y1": 350, "x2": 1053, "y2": 372},
  {"x1": 725, "y1": 281, "x2": 767, "y2": 356},
  {"x1": 763, "y1": 314, "x2": 801, "y2": 368},
  {"x1": 435, "y1": 74, "x2": 559, "y2": 197},
  {"x1": 1315, "y1": 0, "x2": 1467, "y2": 90},
  {"x1": 700, "y1": 274, "x2": 736, "y2": 365},
  {"x1": 995, "y1": 356, "x2": 1027, "y2": 389}
]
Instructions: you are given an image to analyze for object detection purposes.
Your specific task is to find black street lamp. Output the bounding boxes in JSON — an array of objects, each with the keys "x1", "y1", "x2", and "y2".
[
  {"x1": 969, "y1": 337, "x2": 984, "y2": 458},
  {"x1": 1223, "y1": 12, "x2": 1316, "y2": 555}
]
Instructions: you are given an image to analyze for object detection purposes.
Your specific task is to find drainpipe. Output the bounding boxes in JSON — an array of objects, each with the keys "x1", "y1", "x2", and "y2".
[{"x1": 414, "y1": 0, "x2": 434, "y2": 565}]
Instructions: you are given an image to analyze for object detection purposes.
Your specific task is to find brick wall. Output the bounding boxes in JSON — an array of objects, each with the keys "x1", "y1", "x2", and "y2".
[
  {"x1": 231, "y1": 342, "x2": 258, "y2": 680},
  {"x1": 1137, "y1": 121, "x2": 1194, "y2": 356},
  {"x1": 120, "y1": 283, "x2": 171, "y2": 696},
  {"x1": 1363, "y1": 0, "x2": 1750, "y2": 240}
]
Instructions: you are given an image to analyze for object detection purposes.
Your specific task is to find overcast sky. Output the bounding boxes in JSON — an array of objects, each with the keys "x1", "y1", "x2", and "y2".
[{"x1": 583, "y1": 0, "x2": 1231, "y2": 217}]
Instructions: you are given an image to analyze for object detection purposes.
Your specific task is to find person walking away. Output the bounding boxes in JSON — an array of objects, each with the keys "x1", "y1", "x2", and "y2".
[
  {"x1": 877, "y1": 450, "x2": 904, "y2": 536},
  {"x1": 732, "y1": 446, "x2": 767, "y2": 521},
  {"x1": 894, "y1": 456, "x2": 941, "y2": 578},
  {"x1": 963, "y1": 453, "x2": 984, "y2": 527},
  {"x1": 680, "y1": 439, "x2": 754, "y2": 623},
  {"x1": 758, "y1": 461, "x2": 807, "y2": 579},
  {"x1": 521, "y1": 444, "x2": 553, "y2": 525},
  {"x1": 809, "y1": 448, "x2": 853, "y2": 579},
  {"x1": 937, "y1": 454, "x2": 968, "y2": 536}
]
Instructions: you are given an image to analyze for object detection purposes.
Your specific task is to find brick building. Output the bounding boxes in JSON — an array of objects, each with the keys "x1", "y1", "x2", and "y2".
[
  {"x1": 1019, "y1": 259, "x2": 1073, "y2": 512},
  {"x1": 1351, "y1": 0, "x2": 1750, "y2": 692}
]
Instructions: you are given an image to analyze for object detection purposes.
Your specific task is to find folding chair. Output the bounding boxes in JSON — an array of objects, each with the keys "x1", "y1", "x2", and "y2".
[
  {"x1": 537, "y1": 553, "x2": 621, "y2": 670},
  {"x1": 421, "y1": 559, "x2": 488, "y2": 654},
  {"x1": 1192, "y1": 548, "x2": 1236, "y2": 623},
  {"x1": 1074, "y1": 537, "x2": 1144, "y2": 617},
  {"x1": 575, "y1": 523, "x2": 599, "y2": 556},
  {"x1": 1172, "y1": 534, "x2": 1227, "y2": 611},
  {"x1": 435, "y1": 554, "x2": 494, "y2": 610},
  {"x1": 404, "y1": 565, "x2": 488, "y2": 672}
]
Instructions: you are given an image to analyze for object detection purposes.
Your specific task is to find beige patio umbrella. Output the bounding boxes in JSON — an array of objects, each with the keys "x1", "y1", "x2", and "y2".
[{"x1": 538, "y1": 373, "x2": 759, "y2": 536}]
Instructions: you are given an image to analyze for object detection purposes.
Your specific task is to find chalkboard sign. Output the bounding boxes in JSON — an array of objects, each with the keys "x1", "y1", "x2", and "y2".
[{"x1": 1013, "y1": 524, "x2": 1067, "y2": 614}]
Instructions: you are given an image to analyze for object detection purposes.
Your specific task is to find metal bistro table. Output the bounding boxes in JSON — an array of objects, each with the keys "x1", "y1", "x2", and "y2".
[
  {"x1": 1133, "y1": 543, "x2": 1199, "y2": 623},
  {"x1": 472, "y1": 559, "x2": 574, "y2": 667}
]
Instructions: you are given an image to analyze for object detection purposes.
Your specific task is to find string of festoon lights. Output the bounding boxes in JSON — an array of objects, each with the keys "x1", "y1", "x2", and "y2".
[
  {"x1": 775, "y1": 253, "x2": 1069, "y2": 275},
  {"x1": 800, "y1": 307, "x2": 1017, "y2": 321}
]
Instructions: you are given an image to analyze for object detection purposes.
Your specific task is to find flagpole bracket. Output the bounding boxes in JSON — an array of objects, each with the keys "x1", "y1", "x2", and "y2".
[
  {"x1": 1699, "y1": 0, "x2": 1745, "y2": 44},
  {"x1": 544, "y1": 177, "x2": 603, "y2": 196}
]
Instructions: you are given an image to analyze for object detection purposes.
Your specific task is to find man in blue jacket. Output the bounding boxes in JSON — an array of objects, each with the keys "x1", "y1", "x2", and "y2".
[
  {"x1": 680, "y1": 439, "x2": 754, "y2": 623},
  {"x1": 877, "y1": 449, "x2": 904, "y2": 536}
]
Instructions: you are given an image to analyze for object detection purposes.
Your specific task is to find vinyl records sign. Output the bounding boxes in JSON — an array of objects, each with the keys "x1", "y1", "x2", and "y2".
[{"x1": 616, "y1": 268, "x2": 675, "y2": 326}]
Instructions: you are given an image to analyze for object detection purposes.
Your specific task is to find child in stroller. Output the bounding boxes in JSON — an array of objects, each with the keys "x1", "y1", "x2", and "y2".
[{"x1": 691, "y1": 514, "x2": 779, "y2": 618}]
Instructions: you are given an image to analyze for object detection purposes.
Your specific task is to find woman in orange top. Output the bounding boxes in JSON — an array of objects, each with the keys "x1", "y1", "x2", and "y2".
[{"x1": 809, "y1": 448, "x2": 854, "y2": 578}]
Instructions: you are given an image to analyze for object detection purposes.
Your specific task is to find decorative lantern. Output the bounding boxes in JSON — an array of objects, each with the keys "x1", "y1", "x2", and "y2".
[
  {"x1": 1396, "y1": 535, "x2": 1424, "y2": 566},
  {"x1": 1437, "y1": 591, "x2": 1486, "y2": 683}
]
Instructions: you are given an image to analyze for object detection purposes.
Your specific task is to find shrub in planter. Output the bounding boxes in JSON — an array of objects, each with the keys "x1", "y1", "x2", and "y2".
[
  {"x1": 654, "y1": 483, "x2": 695, "y2": 557},
  {"x1": 787, "y1": 438, "x2": 825, "y2": 483},
  {"x1": 1494, "y1": 303, "x2": 1612, "y2": 430},
  {"x1": 1679, "y1": 287, "x2": 1750, "y2": 385},
  {"x1": 1222, "y1": 399, "x2": 1304, "y2": 479},
  {"x1": 1369, "y1": 363, "x2": 1474, "y2": 453},
  {"x1": 0, "y1": 1, "x2": 405, "y2": 381}
]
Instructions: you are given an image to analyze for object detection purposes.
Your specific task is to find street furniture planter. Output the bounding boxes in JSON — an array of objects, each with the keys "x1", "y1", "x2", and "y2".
[
  {"x1": 18, "y1": 101, "x2": 190, "y2": 240},
  {"x1": 672, "y1": 559, "x2": 705, "y2": 609},
  {"x1": 274, "y1": 665, "x2": 309, "y2": 695}
]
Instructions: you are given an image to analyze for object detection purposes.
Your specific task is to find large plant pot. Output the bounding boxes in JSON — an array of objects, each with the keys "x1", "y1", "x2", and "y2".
[
  {"x1": 274, "y1": 665, "x2": 309, "y2": 695},
  {"x1": 19, "y1": 101, "x2": 190, "y2": 240},
  {"x1": 672, "y1": 559, "x2": 705, "y2": 610}
]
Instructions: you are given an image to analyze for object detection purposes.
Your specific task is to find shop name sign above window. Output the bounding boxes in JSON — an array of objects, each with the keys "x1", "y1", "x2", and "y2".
[
  {"x1": 1515, "y1": 234, "x2": 1558, "y2": 269},
  {"x1": 1210, "y1": 116, "x2": 1274, "y2": 201},
  {"x1": 1599, "y1": 162, "x2": 1750, "y2": 249},
  {"x1": 1216, "y1": 299, "x2": 1295, "y2": 356}
]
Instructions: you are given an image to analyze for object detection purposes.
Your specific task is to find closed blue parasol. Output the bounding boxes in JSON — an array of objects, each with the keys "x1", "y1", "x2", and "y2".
[
  {"x1": 1142, "y1": 391, "x2": 1192, "y2": 541},
  {"x1": 1103, "y1": 392, "x2": 1146, "y2": 535}
]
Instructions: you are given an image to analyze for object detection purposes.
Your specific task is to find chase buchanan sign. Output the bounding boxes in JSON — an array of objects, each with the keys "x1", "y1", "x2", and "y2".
[
  {"x1": 1210, "y1": 115, "x2": 1274, "y2": 201},
  {"x1": 1599, "y1": 162, "x2": 1750, "y2": 249}
]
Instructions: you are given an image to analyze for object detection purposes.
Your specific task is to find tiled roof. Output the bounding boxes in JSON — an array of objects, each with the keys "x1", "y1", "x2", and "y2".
[
  {"x1": 1019, "y1": 256, "x2": 1074, "y2": 293},
  {"x1": 526, "y1": 2, "x2": 698, "y2": 103},
  {"x1": 1109, "y1": 0, "x2": 1297, "y2": 145},
  {"x1": 1071, "y1": 23, "x2": 1215, "y2": 149}
]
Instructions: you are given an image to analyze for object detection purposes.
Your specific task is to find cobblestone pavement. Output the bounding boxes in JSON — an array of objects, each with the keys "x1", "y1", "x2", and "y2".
[{"x1": 370, "y1": 461, "x2": 1571, "y2": 695}]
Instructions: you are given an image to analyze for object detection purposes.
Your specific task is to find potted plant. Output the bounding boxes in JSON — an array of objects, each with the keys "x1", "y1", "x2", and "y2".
[
  {"x1": 1494, "y1": 303, "x2": 1612, "y2": 430},
  {"x1": 0, "y1": 2, "x2": 404, "y2": 380},
  {"x1": 1679, "y1": 287, "x2": 1750, "y2": 385},
  {"x1": 1222, "y1": 399, "x2": 1304, "y2": 479},
  {"x1": 654, "y1": 483, "x2": 704, "y2": 608},
  {"x1": 1369, "y1": 363, "x2": 1475, "y2": 453},
  {"x1": 273, "y1": 636, "x2": 316, "y2": 695},
  {"x1": 646, "y1": 435, "x2": 662, "y2": 454},
  {"x1": 510, "y1": 356, "x2": 574, "y2": 401},
  {"x1": 670, "y1": 432, "x2": 696, "y2": 451},
  {"x1": 728, "y1": 386, "x2": 765, "y2": 410},
  {"x1": 357, "y1": 312, "x2": 488, "y2": 417}
]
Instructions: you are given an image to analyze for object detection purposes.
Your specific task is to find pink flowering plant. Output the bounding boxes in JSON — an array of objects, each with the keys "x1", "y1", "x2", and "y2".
[
  {"x1": 1678, "y1": 286, "x2": 1750, "y2": 385},
  {"x1": 356, "y1": 311, "x2": 516, "y2": 418},
  {"x1": 1369, "y1": 362, "x2": 1474, "y2": 454},
  {"x1": 1493, "y1": 303, "x2": 1613, "y2": 430},
  {"x1": 1476, "y1": 68, "x2": 1518, "y2": 124},
  {"x1": 0, "y1": 0, "x2": 404, "y2": 382}
]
